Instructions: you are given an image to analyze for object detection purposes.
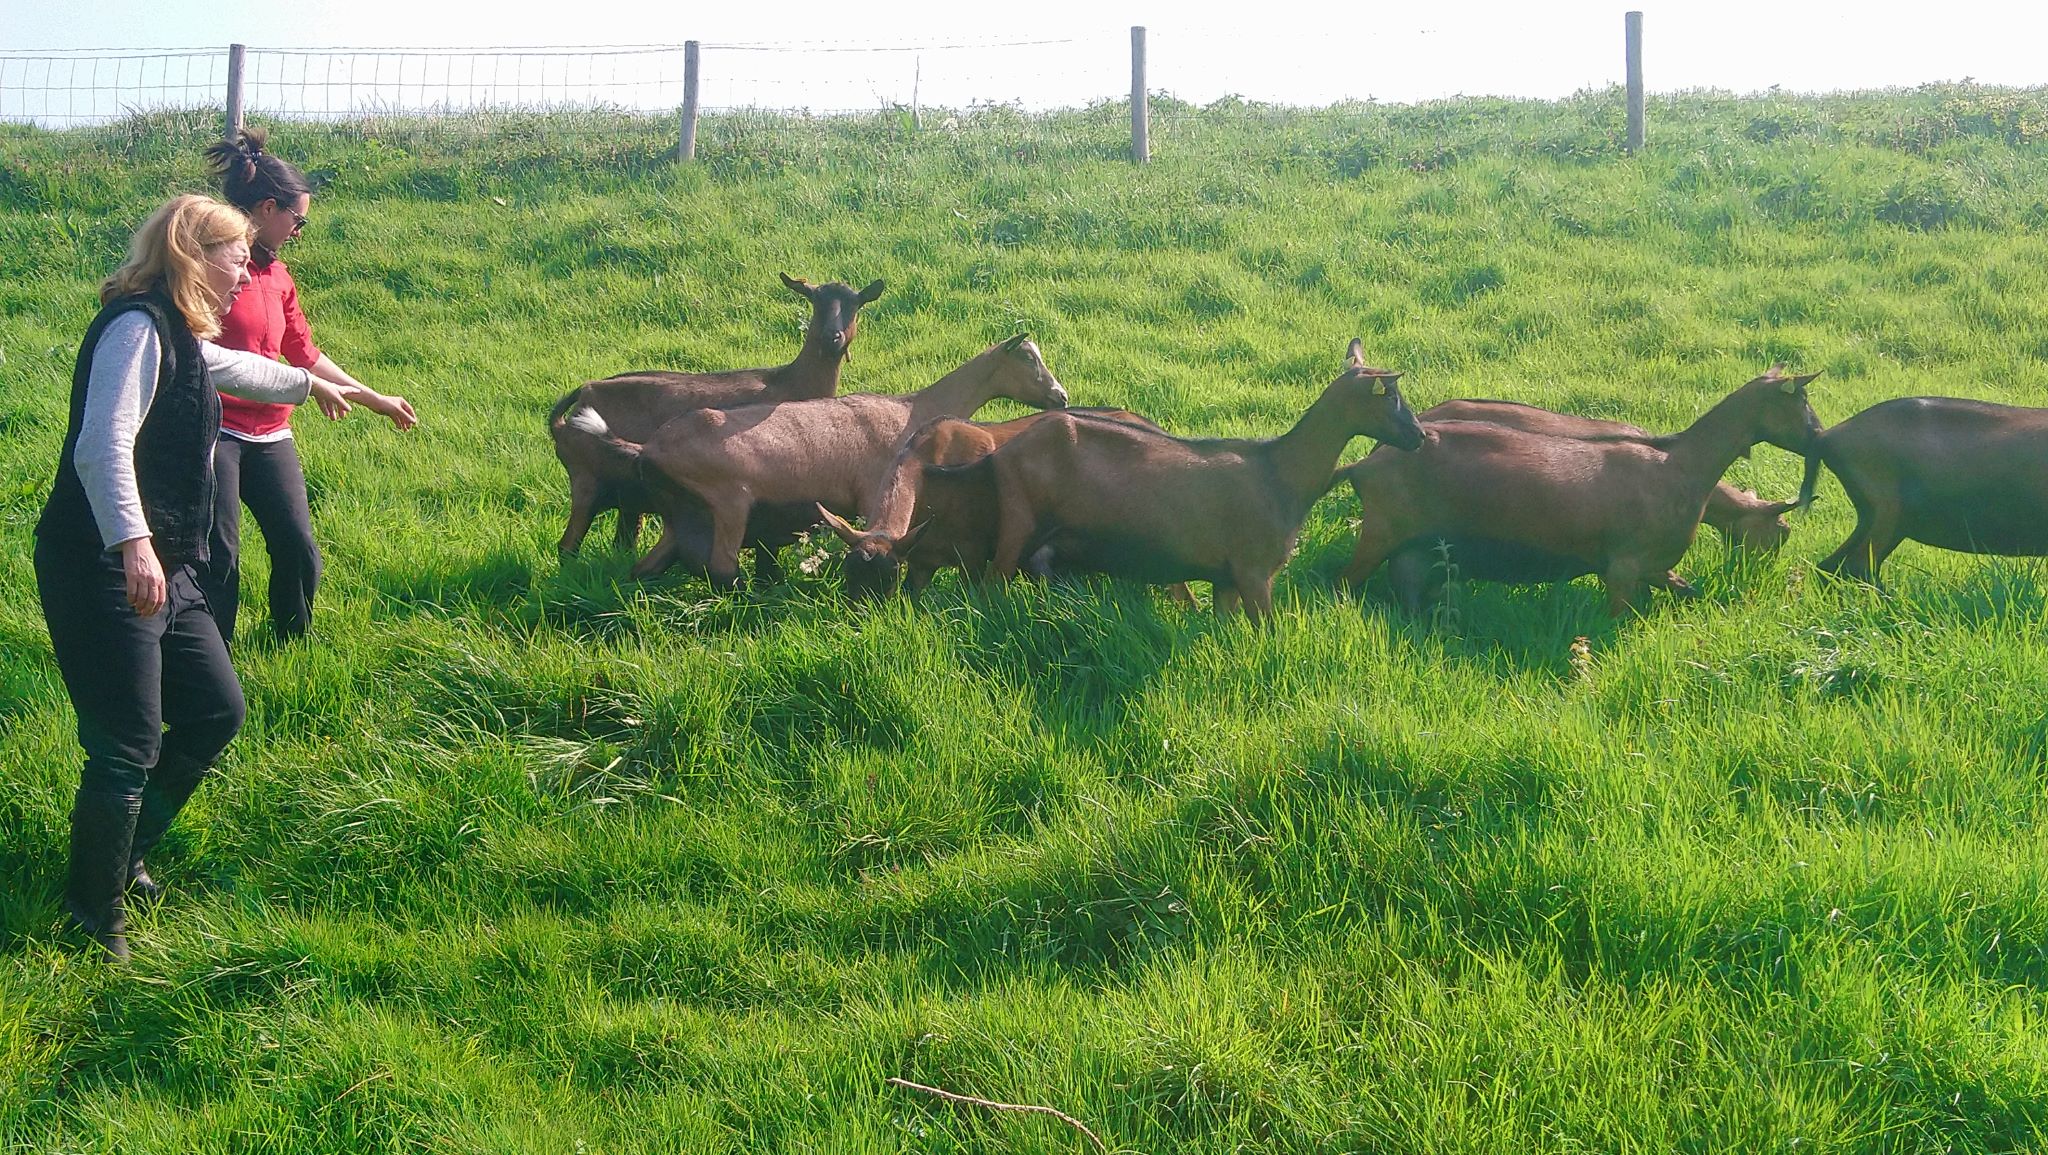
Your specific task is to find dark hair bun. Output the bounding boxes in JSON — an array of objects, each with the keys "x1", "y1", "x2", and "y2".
[{"x1": 203, "y1": 125, "x2": 309, "y2": 214}]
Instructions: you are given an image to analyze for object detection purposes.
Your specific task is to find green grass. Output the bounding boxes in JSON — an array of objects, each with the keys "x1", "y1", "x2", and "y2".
[{"x1": 4, "y1": 88, "x2": 2048, "y2": 1152}]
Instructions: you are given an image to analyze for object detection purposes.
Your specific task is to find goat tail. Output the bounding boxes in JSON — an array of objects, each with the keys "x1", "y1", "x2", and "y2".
[
  {"x1": 561, "y1": 406, "x2": 647, "y2": 470},
  {"x1": 547, "y1": 386, "x2": 585, "y2": 429},
  {"x1": 1795, "y1": 439, "x2": 1825, "y2": 511}
]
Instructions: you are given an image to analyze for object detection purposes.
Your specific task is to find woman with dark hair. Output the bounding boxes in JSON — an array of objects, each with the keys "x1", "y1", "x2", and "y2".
[
  {"x1": 201, "y1": 127, "x2": 417, "y2": 646},
  {"x1": 37, "y1": 194, "x2": 320, "y2": 960}
]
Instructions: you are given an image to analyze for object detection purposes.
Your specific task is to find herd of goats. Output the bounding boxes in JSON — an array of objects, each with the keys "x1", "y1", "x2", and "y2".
[{"x1": 547, "y1": 275, "x2": 2048, "y2": 623}]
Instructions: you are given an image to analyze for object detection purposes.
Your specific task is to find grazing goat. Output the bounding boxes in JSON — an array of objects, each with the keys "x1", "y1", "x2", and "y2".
[
  {"x1": 573, "y1": 334, "x2": 1069, "y2": 587},
  {"x1": 954, "y1": 340, "x2": 1426, "y2": 623},
  {"x1": 1339, "y1": 365, "x2": 1822, "y2": 617},
  {"x1": 815, "y1": 409, "x2": 1173, "y2": 599},
  {"x1": 1797, "y1": 397, "x2": 2048, "y2": 584},
  {"x1": 548, "y1": 273, "x2": 884, "y2": 556}
]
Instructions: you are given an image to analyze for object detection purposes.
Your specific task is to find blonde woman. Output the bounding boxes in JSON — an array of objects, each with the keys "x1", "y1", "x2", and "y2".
[{"x1": 34, "y1": 194, "x2": 318, "y2": 961}]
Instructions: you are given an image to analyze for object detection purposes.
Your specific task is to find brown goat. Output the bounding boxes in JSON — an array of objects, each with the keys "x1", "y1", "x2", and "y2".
[
  {"x1": 571, "y1": 334, "x2": 1069, "y2": 587},
  {"x1": 548, "y1": 273, "x2": 884, "y2": 556},
  {"x1": 1798, "y1": 396, "x2": 2048, "y2": 584},
  {"x1": 816, "y1": 408, "x2": 1175, "y2": 599},
  {"x1": 957, "y1": 340, "x2": 1426, "y2": 623},
  {"x1": 1339, "y1": 366, "x2": 1822, "y2": 617},
  {"x1": 1415, "y1": 400, "x2": 1798, "y2": 552}
]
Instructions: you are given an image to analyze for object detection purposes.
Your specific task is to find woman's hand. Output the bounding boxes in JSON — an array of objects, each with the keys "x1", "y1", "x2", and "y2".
[
  {"x1": 310, "y1": 377, "x2": 353, "y2": 420},
  {"x1": 120, "y1": 538, "x2": 167, "y2": 617},
  {"x1": 362, "y1": 391, "x2": 419, "y2": 431}
]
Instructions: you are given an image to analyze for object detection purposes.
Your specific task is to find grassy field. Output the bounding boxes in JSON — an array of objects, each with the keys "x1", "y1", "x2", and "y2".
[{"x1": 3, "y1": 88, "x2": 2048, "y2": 1152}]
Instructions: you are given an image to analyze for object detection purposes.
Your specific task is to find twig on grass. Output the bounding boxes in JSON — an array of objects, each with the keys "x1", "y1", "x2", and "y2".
[{"x1": 887, "y1": 1075, "x2": 1108, "y2": 1152}]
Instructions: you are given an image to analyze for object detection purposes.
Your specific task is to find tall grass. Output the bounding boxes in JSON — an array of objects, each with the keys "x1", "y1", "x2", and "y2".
[{"x1": 4, "y1": 88, "x2": 2047, "y2": 1152}]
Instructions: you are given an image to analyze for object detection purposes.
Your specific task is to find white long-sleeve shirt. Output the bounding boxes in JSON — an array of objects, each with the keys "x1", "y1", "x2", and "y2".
[{"x1": 75, "y1": 310, "x2": 313, "y2": 550}]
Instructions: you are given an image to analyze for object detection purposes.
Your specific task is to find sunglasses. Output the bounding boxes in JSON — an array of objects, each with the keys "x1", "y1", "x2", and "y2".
[{"x1": 269, "y1": 200, "x2": 309, "y2": 233}]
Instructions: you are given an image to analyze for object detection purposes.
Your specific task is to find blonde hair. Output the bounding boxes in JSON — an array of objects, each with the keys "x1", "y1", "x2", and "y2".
[{"x1": 100, "y1": 194, "x2": 252, "y2": 340}]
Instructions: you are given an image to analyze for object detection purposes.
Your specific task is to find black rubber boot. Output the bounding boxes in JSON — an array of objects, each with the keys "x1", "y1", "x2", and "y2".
[
  {"x1": 127, "y1": 756, "x2": 212, "y2": 904},
  {"x1": 63, "y1": 787, "x2": 143, "y2": 962}
]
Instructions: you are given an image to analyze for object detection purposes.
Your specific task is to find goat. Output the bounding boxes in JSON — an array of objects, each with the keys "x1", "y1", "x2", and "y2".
[
  {"x1": 1337, "y1": 365, "x2": 1821, "y2": 617},
  {"x1": 571, "y1": 334, "x2": 1069, "y2": 587},
  {"x1": 1796, "y1": 397, "x2": 2048, "y2": 584},
  {"x1": 949, "y1": 340, "x2": 1425, "y2": 623},
  {"x1": 1415, "y1": 400, "x2": 1798, "y2": 551},
  {"x1": 1368, "y1": 398, "x2": 1800, "y2": 612},
  {"x1": 814, "y1": 408, "x2": 1174, "y2": 600},
  {"x1": 548, "y1": 273, "x2": 884, "y2": 556}
]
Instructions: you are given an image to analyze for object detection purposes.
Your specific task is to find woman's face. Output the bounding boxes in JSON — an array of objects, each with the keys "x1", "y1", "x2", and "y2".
[
  {"x1": 253, "y1": 192, "x2": 311, "y2": 251},
  {"x1": 203, "y1": 239, "x2": 254, "y2": 314}
]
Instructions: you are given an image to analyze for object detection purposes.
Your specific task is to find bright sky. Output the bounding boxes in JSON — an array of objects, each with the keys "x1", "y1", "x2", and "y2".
[{"x1": 6, "y1": 0, "x2": 2046, "y2": 121}]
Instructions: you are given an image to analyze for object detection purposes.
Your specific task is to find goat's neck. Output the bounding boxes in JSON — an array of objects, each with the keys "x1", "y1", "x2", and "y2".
[
  {"x1": 1265, "y1": 388, "x2": 1363, "y2": 514},
  {"x1": 860, "y1": 453, "x2": 922, "y2": 532},
  {"x1": 1664, "y1": 386, "x2": 1765, "y2": 490},
  {"x1": 766, "y1": 341, "x2": 843, "y2": 393},
  {"x1": 907, "y1": 358, "x2": 1004, "y2": 426}
]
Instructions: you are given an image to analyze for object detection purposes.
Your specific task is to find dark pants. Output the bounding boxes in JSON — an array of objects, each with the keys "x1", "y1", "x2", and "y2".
[
  {"x1": 206, "y1": 436, "x2": 321, "y2": 645},
  {"x1": 35, "y1": 539, "x2": 246, "y2": 798}
]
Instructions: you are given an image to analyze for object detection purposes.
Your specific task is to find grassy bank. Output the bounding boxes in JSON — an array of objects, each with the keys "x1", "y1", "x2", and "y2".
[{"x1": 3, "y1": 89, "x2": 2047, "y2": 1152}]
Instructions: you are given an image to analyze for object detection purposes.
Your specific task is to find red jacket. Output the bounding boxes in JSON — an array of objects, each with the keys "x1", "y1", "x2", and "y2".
[{"x1": 215, "y1": 254, "x2": 322, "y2": 437}]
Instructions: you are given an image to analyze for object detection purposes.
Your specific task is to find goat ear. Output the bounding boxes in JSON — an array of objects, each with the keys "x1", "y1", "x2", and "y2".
[
  {"x1": 781, "y1": 272, "x2": 816, "y2": 299},
  {"x1": 1345, "y1": 338, "x2": 1366, "y2": 369},
  {"x1": 858, "y1": 279, "x2": 886, "y2": 303},
  {"x1": 1778, "y1": 377, "x2": 1800, "y2": 394},
  {"x1": 816, "y1": 503, "x2": 863, "y2": 546}
]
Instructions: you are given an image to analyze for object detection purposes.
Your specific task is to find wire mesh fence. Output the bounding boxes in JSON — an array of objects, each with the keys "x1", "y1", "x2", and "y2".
[
  {"x1": 0, "y1": 49, "x2": 229, "y2": 129},
  {"x1": 0, "y1": 37, "x2": 1131, "y2": 131}
]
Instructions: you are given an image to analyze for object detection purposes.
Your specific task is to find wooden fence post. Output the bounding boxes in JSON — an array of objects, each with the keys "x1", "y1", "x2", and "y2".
[
  {"x1": 1130, "y1": 26, "x2": 1149, "y2": 164},
  {"x1": 225, "y1": 43, "x2": 246, "y2": 139},
  {"x1": 1624, "y1": 11, "x2": 1644, "y2": 152},
  {"x1": 678, "y1": 40, "x2": 700, "y2": 162}
]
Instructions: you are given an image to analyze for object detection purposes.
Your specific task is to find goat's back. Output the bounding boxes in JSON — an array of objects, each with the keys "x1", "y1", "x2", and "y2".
[
  {"x1": 645, "y1": 392, "x2": 921, "y2": 513},
  {"x1": 984, "y1": 413, "x2": 1293, "y2": 575},
  {"x1": 1422, "y1": 399, "x2": 1653, "y2": 440},
  {"x1": 557, "y1": 368, "x2": 802, "y2": 443},
  {"x1": 1350, "y1": 420, "x2": 1699, "y2": 562}
]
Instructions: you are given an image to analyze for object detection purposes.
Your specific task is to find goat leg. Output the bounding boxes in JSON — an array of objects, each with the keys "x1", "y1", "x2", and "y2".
[
  {"x1": 986, "y1": 496, "x2": 1037, "y2": 583},
  {"x1": 1386, "y1": 548, "x2": 1433, "y2": 616},
  {"x1": 559, "y1": 476, "x2": 602, "y2": 556},
  {"x1": 704, "y1": 494, "x2": 753, "y2": 591},
  {"x1": 1602, "y1": 558, "x2": 1653, "y2": 618},
  {"x1": 612, "y1": 495, "x2": 647, "y2": 553},
  {"x1": 630, "y1": 523, "x2": 681, "y2": 580},
  {"x1": 1340, "y1": 524, "x2": 1398, "y2": 591},
  {"x1": 1234, "y1": 567, "x2": 1276, "y2": 625},
  {"x1": 1212, "y1": 583, "x2": 1241, "y2": 618},
  {"x1": 1820, "y1": 493, "x2": 1897, "y2": 586}
]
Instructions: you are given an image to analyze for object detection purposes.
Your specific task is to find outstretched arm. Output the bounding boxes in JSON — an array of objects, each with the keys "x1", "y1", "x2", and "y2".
[{"x1": 309, "y1": 354, "x2": 417, "y2": 431}]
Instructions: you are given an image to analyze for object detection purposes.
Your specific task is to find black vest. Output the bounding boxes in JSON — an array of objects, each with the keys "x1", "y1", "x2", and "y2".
[{"x1": 37, "y1": 290, "x2": 221, "y2": 566}]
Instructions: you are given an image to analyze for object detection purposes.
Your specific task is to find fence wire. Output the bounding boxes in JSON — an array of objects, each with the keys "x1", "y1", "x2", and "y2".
[
  {"x1": 0, "y1": 38, "x2": 1125, "y2": 131},
  {"x1": 0, "y1": 50, "x2": 227, "y2": 129}
]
